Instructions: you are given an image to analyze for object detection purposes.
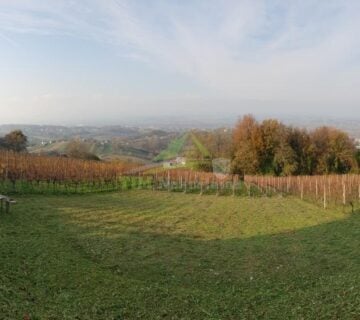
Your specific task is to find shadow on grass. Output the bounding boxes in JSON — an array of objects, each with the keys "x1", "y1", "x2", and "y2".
[{"x1": 1, "y1": 195, "x2": 359, "y2": 319}]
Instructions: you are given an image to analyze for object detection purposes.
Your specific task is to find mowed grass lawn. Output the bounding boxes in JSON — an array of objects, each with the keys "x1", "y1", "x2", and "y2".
[{"x1": 0, "y1": 191, "x2": 359, "y2": 319}]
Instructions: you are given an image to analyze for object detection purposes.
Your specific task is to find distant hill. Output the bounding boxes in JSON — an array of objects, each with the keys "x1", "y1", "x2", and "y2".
[
  {"x1": 0, "y1": 124, "x2": 180, "y2": 162},
  {"x1": 29, "y1": 139, "x2": 156, "y2": 162},
  {"x1": 0, "y1": 124, "x2": 155, "y2": 142}
]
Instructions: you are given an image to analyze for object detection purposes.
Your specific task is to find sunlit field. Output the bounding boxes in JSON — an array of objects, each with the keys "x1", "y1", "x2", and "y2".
[{"x1": 1, "y1": 190, "x2": 359, "y2": 319}]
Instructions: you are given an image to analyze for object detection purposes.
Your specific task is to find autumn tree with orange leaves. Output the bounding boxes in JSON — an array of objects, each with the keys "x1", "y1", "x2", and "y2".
[{"x1": 232, "y1": 115, "x2": 357, "y2": 176}]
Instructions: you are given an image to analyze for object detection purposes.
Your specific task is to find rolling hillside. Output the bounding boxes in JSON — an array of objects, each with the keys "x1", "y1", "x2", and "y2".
[
  {"x1": 26, "y1": 129, "x2": 179, "y2": 162},
  {"x1": 29, "y1": 140, "x2": 152, "y2": 162}
]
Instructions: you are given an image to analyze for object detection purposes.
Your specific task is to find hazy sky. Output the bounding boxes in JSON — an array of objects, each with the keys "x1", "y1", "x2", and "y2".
[{"x1": 1, "y1": 0, "x2": 360, "y2": 125}]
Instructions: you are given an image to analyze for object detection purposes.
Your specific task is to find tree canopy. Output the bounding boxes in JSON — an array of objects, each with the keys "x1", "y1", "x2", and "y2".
[
  {"x1": 0, "y1": 130, "x2": 28, "y2": 152},
  {"x1": 232, "y1": 115, "x2": 357, "y2": 176}
]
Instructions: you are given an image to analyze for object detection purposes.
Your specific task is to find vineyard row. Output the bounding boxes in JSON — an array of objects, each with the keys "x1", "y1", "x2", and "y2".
[
  {"x1": 245, "y1": 174, "x2": 360, "y2": 208},
  {"x1": 2, "y1": 151, "x2": 360, "y2": 209}
]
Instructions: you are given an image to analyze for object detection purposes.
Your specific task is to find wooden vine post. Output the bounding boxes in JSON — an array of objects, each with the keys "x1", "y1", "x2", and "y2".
[
  {"x1": 167, "y1": 170, "x2": 170, "y2": 192},
  {"x1": 232, "y1": 176, "x2": 236, "y2": 196}
]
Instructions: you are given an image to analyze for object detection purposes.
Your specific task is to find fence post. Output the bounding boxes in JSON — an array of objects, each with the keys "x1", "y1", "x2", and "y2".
[
  {"x1": 232, "y1": 177, "x2": 236, "y2": 196},
  {"x1": 167, "y1": 171, "x2": 170, "y2": 192}
]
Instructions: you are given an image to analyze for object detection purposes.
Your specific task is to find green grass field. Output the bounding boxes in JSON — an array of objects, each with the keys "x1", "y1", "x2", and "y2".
[
  {"x1": 1, "y1": 191, "x2": 359, "y2": 319},
  {"x1": 154, "y1": 134, "x2": 188, "y2": 162},
  {"x1": 190, "y1": 133, "x2": 211, "y2": 158}
]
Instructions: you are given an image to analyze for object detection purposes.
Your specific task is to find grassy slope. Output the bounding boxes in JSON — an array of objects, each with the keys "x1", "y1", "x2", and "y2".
[
  {"x1": 0, "y1": 191, "x2": 359, "y2": 319},
  {"x1": 29, "y1": 141, "x2": 151, "y2": 162},
  {"x1": 154, "y1": 133, "x2": 211, "y2": 162},
  {"x1": 153, "y1": 134, "x2": 188, "y2": 161},
  {"x1": 30, "y1": 141, "x2": 69, "y2": 153},
  {"x1": 190, "y1": 133, "x2": 211, "y2": 158}
]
